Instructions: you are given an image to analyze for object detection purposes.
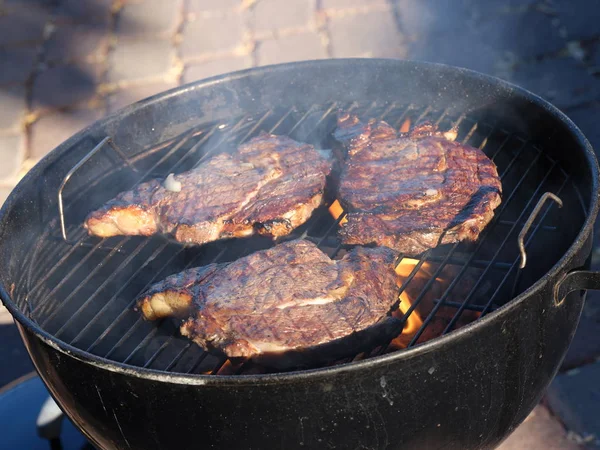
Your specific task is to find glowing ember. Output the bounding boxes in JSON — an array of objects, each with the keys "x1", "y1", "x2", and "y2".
[
  {"x1": 399, "y1": 118, "x2": 411, "y2": 133},
  {"x1": 329, "y1": 199, "x2": 348, "y2": 225}
]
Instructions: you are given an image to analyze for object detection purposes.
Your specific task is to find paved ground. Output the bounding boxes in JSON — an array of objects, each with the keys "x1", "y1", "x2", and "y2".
[{"x1": 0, "y1": 0, "x2": 599, "y2": 448}]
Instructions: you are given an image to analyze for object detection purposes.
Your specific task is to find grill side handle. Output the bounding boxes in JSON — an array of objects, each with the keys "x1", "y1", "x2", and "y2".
[{"x1": 554, "y1": 270, "x2": 600, "y2": 305}]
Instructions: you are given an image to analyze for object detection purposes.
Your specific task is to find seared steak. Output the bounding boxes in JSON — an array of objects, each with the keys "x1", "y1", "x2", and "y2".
[
  {"x1": 334, "y1": 112, "x2": 502, "y2": 255},
  {"x1": 136, "y1": 240, "x2": 400, "y2": 365},
  {"x1": 85, "y1": 132, "x2": 331, "y2": 244}
]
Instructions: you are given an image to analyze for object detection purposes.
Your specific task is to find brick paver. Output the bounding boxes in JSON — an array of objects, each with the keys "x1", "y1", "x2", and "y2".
[
  {"x1": 0, "y1": 5, "x2": 48, "y2": 46},
  {"x1": 107, "y1": 81, "x2": 177, "y2": 113},
  {"x1": 183, "y1": 56, "x2": 251, "y2": 83},
  {"x1": 55, "y1": 0, "x2": 113, "y2": 25},
  {"x1": 32, "y1": 63, "x2": 101, "y2": 109},
  {"x1": 117, "y1": 0, "x2": 182, "y2": 37},
  {"x1": 187, "y1": 0, "x2": 242, "y2": 14},
  {"x1": 108, "y1": 35, "x2": 174, "y2": 82},
  {"x1": 45, "y1": 24, "x2": 109, "y2": 63},
  {"x1": 0, "y1": 1, "x2": 600, "y2": 447},
  {"x1": 328, "y1": 10, "x2": 407, "y2": 58},
  {"x1": 181, "y1": 11, "x2": 245, "y2": 60},
  {"x1": 509, "y1": 57, "x2": 600, "y2": 108},
  {"x1": 0, "y1": 133, "x2": 25, "y2": 180},
  {"x1": 257, "y1": 32, "x2": 326, "y2": 65},
  {"x1": 29, "y1": 107, "x2": 102, "y2": 159},
  {"x1": 498, "y1": 405, "x2": 581, "y2": 450},
  {"x1": 0, "y1": 47, "x2": 37, "y2": 85},
  {"x1": 548, "y1": 362, "x2": 600, "y2": 448},
  {"x1": 0, "y1": 86, "x2": 26, "y2": 131},
  {"x1": 252, "y1": 0, "x2": 312, "y2": 32}
]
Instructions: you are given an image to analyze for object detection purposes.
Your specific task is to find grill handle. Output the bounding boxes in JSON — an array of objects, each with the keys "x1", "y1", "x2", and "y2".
[
  {"x1": 57, "y1": 136, "x2": 136, "y2": 243},
  {"x1": 554, "y1": 270, "x2": 600, "y2": 305},
  {"x1": 518, "y1": 192, "x2": 563, "y2": 269}
]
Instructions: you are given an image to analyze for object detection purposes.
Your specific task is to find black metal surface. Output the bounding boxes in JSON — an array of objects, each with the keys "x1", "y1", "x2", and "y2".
[
  {"x1": 555, "y1": 270, "x2": 600, "y2": 304},
  {"x1": 0, "y1": 59, "x2": 599, "y2": 450}
]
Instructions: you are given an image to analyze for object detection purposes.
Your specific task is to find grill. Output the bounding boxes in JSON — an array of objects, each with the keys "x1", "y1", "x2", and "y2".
[{"x1": 12, "y1": 101, "x2": 583, "y2": 376}]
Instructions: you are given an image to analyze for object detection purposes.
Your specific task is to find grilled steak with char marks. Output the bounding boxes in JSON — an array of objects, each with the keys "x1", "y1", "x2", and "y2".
[
  {"x1": 85, "y1": 132, "x2": 331, "y2": 244},
  {"x1": 136, "y1": 240, "x2": 400, "y2": 366},
  {"x1": 334, "y1": 112, "x2": 502, "y2": 255}
]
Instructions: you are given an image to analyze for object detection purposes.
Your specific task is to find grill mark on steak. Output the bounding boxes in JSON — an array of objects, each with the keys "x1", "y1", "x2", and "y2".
[
  {"x1": 84, "y1": 132, "x2": 332, "y2": 245},
  {"x1": 334, "y1": 112, "x2": 502, "y2": 255},
  {"x1": 135, "y1": 240, "x2": 400, "y2": 367}
]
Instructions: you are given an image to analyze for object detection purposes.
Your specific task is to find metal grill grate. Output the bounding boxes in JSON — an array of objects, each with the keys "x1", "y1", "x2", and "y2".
[{"x1": 14, "y1": 102, "x2": 584, "y2": 375}]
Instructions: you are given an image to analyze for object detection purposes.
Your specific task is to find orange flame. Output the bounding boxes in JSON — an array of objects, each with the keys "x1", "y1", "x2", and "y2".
[
  {"x1": 329, "y1": 200, "x2": 348, "y2": 225},
  {"x1": 327, "y1": 201, "x2": 481, "y2": 350},
  {"x1": 399, "y1": 118, "x2": 411, "y2": 133}
]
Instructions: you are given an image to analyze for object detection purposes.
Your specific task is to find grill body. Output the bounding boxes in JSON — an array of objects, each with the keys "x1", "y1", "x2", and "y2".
[{"x1": 1, "y1": 60, "x2": 598, "y2": 450}]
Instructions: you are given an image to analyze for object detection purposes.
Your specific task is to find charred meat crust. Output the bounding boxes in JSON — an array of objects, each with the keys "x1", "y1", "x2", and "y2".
[
  {"x1": 135, "y1": 240, "x2": 400, "y2": 365},
  {"x1": 84, "y1": 132, "x2": 332, "y2": 245},
  {"x1": 334, "y1": 111, "x2": 502, "y2": 255}
]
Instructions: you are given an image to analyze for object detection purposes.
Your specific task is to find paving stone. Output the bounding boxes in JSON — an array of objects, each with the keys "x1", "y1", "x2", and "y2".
[
  {"x1": 565, "y1": 103, "x2": 600, "y2": 159},
  {"x1": 396, "y1": 0, "x2": 564, "y2": 59},
  {"x1": 3, "y1": 0, "x2": 57, "y2": 6},
  {"x1": 393, "y1": 0, "x2": 474, "y2": 39},
  {"x1": 46, "y1": 24, "x2": 109, "y2": 63},
  {"x1": 0, "y1": 86, "x2": 26, "y2": 131},
  {"x1": 181, "y1": 12, "x2": 244, "y2": 59},
  {"x1": 0, "y1": 6, "x2": 48, "y2": 46},
  {"x1": 405, "y1": 29, "x2": 505, "y2": 75},
  {"x1": 508, "y1": 57, "x2": 600, "y2": 109},
  {"x1": 187, "y1": 0, "x2": 241, "y2": 12},
  {"x1": 329, "y1": 10, "x2": 406, "y2": 58},
  {"x1": 108, "y1": 36, "x2": 173, "y2": 82},
  {"x1": 30, "y1": 109, "x2": 102, "y2": 159},
  {"x1": 473, "y1": 9, "x2": 565, "y2": 59},
  {"x1": 257, "y1": 32, "x2": 326, "y2": 65},
  {"x1": 562, "y1": 290, "x2": 600, "y2": 370},
  {"x1": 32, "y1": 64, "x2": 100, "y2": 110},
  {"x1": 0, "y1": 320, "x2": 34, "y2": 388},
  {"x1": 182, "y1": 57, "x2": 251, "y2": 83},
  {"x1": 0, "y1": 47, "x2": 37, "y2": 86},
  {"x1": 0, "y1": 185, "x2": 12, "y2": 208},
  {"x1": 252, "y1": 0, "x2": 311, "y2": 32},
  {"x1": 107, "y1": 81, "x2": 177, "y2": 113},
  {"x1": 118, "y1": 0, "x2": 181, "y2": 36},
  {"x1": 322, "y1": 0, "x2": 384, "y2": 8},
  {"x1": 55, "y1": 0, "x2": 112, "y2": 25},
  {"x1": 551, "y1": 0, "x2": 600, "y2": 41},
  {"x1": 547, "y1": 362, "x2": 600, "y2": 448},
  {"x1": 497, "y1": 405, "x2": 581, "y2": 450},
  {"x1": 0, "y1": 133, "x2": 25, "y2": 181}
]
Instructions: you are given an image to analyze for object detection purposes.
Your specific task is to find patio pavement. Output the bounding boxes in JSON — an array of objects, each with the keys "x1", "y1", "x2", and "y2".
[{"x1": 0, "y1": 0, "x2": 599, "y2": 448}]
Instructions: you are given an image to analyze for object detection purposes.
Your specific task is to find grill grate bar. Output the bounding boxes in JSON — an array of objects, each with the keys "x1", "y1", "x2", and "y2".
[
  {"x1": 139, "y1": 102, "x2": 415, "y2": 373},
  {"x1": 433, "y1": 299, "x2": 497, "y2": 313},
  {"x1": 164, "y1": 342, "x2": 193, "y2": 371},
  {"x1": 478, "y1": 175, "x2": 571, "y2": 318},
  {"x1": 68, "y1": 241, "x2": 173, "y2": 346},
  {"x1": 21, "y1": 101, "x2": 586, "y2": 376},
  {"x1": 369, "y1": 121, "x2": 534, "y2": 355},
  {"x1": 122, "y1": 326, "x2": 160, "y2": 364},
  {"x1": 52, "y1": 239, "x2": 169, "y2": 338},
  {"x1": 92, "y1": 246, "x2": 227, "y2": 354},
  {"x1": 407, "y1": 152, "x2": 551, "y2": 344},
  {"x1": 443, "y1": 167, "x2": 566, "y2": 333},
  {"x1": 32, "y1": 237, "x2": 129, "y2": 318},
  {"x1": 36, "y1": 114, "x2": 256, "y2": 324}
]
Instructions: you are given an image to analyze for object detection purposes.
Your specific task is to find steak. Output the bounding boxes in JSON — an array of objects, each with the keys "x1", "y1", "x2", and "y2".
[
  {"x1": 85, "y1": 132, "x2": 331, "y2": 244},
  {"x1": 136, "y1": 240, "x2": 401, "y2": 367},
  {"x1": 334, "y1": 112, "x2": 502, "y2": 255}
]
